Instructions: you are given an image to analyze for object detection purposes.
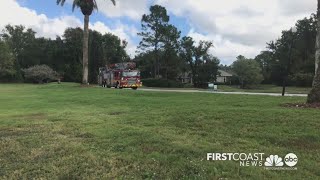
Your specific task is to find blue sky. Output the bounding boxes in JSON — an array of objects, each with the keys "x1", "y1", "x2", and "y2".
[
  {"x1": 18, "y1": 0, "x2": 193, "y2": 38},
  {"x1": 1, "y1": 0, "x2": 317, "y2": 65}
]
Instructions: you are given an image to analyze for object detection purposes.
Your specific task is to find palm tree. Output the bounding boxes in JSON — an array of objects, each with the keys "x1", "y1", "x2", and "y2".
[
  {"x1": 307, "y1": 0, "x2": 320, "y2": 103},
  {"x1": 57, "y1": 0, "x2": 116, "y2": 84}
]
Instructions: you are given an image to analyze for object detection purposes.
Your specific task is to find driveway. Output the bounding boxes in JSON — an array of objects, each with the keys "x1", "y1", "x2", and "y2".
[{"x1": 138, "y1": 88, "x2": 308, "y2": 97}]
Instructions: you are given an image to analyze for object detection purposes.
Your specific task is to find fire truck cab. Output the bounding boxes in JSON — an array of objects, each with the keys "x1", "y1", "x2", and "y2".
[{"x1": 98, "y1": 63, "x2": 142, "y2": 90}]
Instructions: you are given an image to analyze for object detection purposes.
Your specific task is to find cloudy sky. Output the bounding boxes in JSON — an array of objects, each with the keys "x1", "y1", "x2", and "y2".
[{"x1": 0, "y1": 0, "x2": 316, "y2": 65}]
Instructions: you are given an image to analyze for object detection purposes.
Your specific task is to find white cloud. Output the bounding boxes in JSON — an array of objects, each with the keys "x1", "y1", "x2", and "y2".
[
  {"x1": 64, "y1": 0, "x2": 149, "y2": 20},
  {"x1": 90, "y1": 21, "x2": 138, "y2": 56},
  {"x1": 2, "y1": 0, "x2": 318, "y2": 64},
  {"x1": 279, "y1": 0, "x2": 315, "y2": 15},
  {"x1": 155, "y1": 0, "x2": 317, "y2": 64},
  {"x1": 96, "y1": 0, "x2": 149, "y2": 20},
  {"x1": 188, "y1": 30, "x2": 259, "y2": 65},
  {"x1": 1, "y1": 0, "x2": 136, "y2": 57},
  {"x1": 0, "y1": 0, "x2": 81, "y2": 39}
]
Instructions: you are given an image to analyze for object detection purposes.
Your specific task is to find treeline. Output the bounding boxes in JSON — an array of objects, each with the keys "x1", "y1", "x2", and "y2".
[
  {"x1": 135, "y1": 5, "x2": 220, "y2": 87},
  {"x1": 254, "y1": 14, "x2": 316, "y2": 87},
  {"x1": 135, "y1": 5, "x2": 317, "y2": 88},
  {"x1": 217, "y1": 14, "x2": 317, "y2": 88},
  {"x1": 0, "y1": 5, "x2": 221, "y2": 87},
  {"x1": 0, "y1": 5, "x2": 317, "y2": 88},
  {"x1": 0, "y1": 25, "x2": 128, "y2": 83}
]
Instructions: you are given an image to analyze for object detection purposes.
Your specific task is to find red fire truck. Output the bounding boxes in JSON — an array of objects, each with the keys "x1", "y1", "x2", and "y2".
[{"x1": 98, "y1": 62, "x2": 142, "y2": 90}]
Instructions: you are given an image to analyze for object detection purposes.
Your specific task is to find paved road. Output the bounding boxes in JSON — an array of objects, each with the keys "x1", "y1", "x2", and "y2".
[{"x1": 138, "y1": 88, "x2": 308, "y2": 97}]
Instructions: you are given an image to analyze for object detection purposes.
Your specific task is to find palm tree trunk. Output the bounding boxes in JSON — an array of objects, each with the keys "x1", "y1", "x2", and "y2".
[
  {"x1": 82, "y1": 15, "x2": 89, "y2": 84},
  {"x1": 307, "y1": 0, "x2": 320, "y2": 103},
  {"x1": 307, "y1": 68, "x2": 320, "y2": 103},
  {"x1": 316, "y1": 0, "x2": 320, "y2": 75}
]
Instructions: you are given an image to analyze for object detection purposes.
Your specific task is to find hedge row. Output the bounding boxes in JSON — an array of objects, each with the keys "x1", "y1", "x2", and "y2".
[
  {"x1": 142, "y1": 79, "x2": 185, "y2": 88},
  {"x1": 288, "y1": 73, "x2": 314, "y2": 87}
]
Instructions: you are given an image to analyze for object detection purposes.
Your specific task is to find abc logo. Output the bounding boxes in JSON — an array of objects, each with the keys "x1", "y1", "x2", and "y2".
[{"x1": 284, "y1": 153, "x2": 298, "y2": 167}]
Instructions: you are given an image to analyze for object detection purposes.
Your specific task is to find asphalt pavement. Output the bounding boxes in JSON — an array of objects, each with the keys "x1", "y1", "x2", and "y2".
[{"x1": 137, "y1": 88, "x2": 308, "y2": 97}]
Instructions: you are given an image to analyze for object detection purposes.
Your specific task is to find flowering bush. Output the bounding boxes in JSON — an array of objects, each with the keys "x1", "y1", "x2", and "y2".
[{"x1": 23, "y1": 65, "x2": 58, "y2": 83}]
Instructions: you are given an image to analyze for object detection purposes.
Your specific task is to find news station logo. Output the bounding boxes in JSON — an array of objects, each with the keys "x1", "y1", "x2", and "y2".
[
  {"x1": 207, "y1": 152, "x2": 298, "y2": 170},
  {"x1": 284, "y1": 153, "x2": 298, "y2": 167},
  {"x1": 264, "y1": 153, "x2": 298, "y2": 170},
  {"x1": 207, "y1": 153, "x2": 265, "y2": 167}
]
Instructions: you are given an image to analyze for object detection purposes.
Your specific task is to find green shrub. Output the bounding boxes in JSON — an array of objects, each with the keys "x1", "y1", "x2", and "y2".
[
  {"x1": 23, "y1": 65, "x2": 59, "y2": 83},
  {"x1": 183, "y1": 83, "x2": 194, "y2": 88},
  {"x1": 0, "y1": 41, "x2": 16, "y2": 82},
  {"x1": 288, "y1": 73, "x2": 314, "y2": 87},
  {"x1": 232, "y1": 58, "x2": 263, "y2": 88},
  {"x1": 142, "y1": 79, "x2": 184, "y2": 88},
  {"x1": 194, "y1": 82, "x2": 209, "y2": 89}
]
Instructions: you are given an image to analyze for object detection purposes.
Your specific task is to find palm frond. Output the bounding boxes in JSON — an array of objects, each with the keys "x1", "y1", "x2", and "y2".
[
  {"x1": 58, "y1": 0, "x2": 116, "y2": 12},
  {"x1": 72, "y1": 0, "x2": 81, "y2": 12},
  {"x1": 56, "y1": 0, "x2": 66, "y2": 6},
  {"x1": 110, "y1": 0, "x2": 116, "y2": 6},
  {"x1": 93, "y1": 0, "x2": 98, "y2": 10}
]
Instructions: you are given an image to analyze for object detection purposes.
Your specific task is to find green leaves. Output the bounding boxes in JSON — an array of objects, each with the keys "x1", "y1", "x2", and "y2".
[
  {"x1": 180, "y1": 36, "x2": 216, "y2": 86},
  {"x1": 0, "y1": 41, "x2": 15, "y2": 80},
  {"x1": 263, "y1": 14, "x2": 317, "y2": 86},
  {"x1": 57, "y1": 0, "x2": 116, "y2": 15},
  {"x1": 138, "y1": 5, "x2": 170, "y2": 51},
  {"x1": 232, "y1": 56, "x2": 263, "y2": 88},
  {"x1": 138, "y1": 5, "x2": 181, "y2": 79}
]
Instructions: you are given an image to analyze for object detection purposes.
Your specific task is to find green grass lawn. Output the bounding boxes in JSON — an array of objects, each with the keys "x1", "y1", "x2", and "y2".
[
  {"x1": 0, "y1": 83, "x2": 319, "y2": 179},
  {"x1": 218, "y1": 85, "x2": 311, "y2": 94}
]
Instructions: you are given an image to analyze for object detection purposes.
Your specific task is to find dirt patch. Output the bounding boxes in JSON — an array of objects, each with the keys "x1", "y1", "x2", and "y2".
[
  {"x1": 75, "y1": 132, "x2": 95, "y2": 139},
  {"x1": 0, "y1": 125, "x2": 47, "y2": 138},
  {"x1": 141, "y1": 145, "x2": 157, "y2": 154},
  {"x1": 282, "y1": 103, "x2": 320, "y2": 109},
  {"x1": 0, "y1": 127, "x2": 31, "y2": 137},
  {"x1": 109, "y1": 112, "x2": 126, "y2": 116}
]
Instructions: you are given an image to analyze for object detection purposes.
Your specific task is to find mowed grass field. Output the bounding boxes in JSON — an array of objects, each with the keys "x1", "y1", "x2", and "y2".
[
  {"x1": 0, "y1": 83, "x2": 319, "y2": 179},
  {"x1": 218, "y1": 85, "x2": 311, "y2": 94}
]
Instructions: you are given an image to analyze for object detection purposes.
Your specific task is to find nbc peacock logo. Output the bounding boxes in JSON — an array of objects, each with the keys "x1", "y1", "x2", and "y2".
[
  {"x1": 264, "y1": 155, "x2": 284, "y2": 167},
  {"x1": 264, "y1": 153, "x2": 298, "y2": 170}
]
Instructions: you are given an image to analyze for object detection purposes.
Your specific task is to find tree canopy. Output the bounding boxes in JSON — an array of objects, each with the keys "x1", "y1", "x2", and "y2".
[
  {"x1": 232, "y1": 55, "x2": 263, "y2": 88},
  {"x1": 255, "y1": 14, "x2": 317, "y2": 87},
  {"x1": 0, "y1": 25, "x2": 128, "y2": 83},
  {"x1": 0, "y1": 41, "x2": 15, "y2": 81},
  {"x1": 1, "y1": 5, "x2": 318, "y2": 89}
]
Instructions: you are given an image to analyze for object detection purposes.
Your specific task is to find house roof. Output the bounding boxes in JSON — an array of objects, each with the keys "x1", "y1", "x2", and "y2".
[{"x1": 218, "y1": 70, "x2": 233, "y2": 77}]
